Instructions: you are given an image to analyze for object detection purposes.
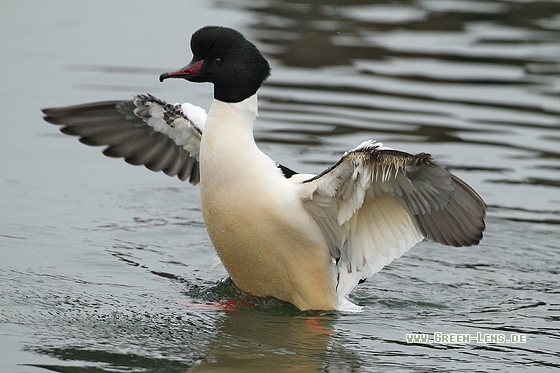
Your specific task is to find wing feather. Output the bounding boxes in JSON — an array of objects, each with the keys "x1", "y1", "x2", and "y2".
[
  {"x1": 300, "y1": 140, "x2": 486, "y2": 301},
  {"x1": 145, "y1": 143, "x2": 177, "y2": 172},
  {"x1": 42, "y1": 94, "x2": 206, "y2": 184}
]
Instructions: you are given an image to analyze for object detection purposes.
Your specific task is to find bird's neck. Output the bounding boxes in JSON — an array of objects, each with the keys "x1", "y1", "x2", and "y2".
[
  {"x1": 204, "y1": 94, "x2": 259, "y2": 138},
  {"x1": 200, "y1": 94, "x2": 263, "y2": 179},
  {"x1": 214, "y1": 83, "x2": 261, "y2": 103},
  {"x1": 199, "y1": 92, "x2": 281, "y2": 204}
]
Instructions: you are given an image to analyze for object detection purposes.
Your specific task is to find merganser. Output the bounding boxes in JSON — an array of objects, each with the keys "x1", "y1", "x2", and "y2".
[{"x1": 42, "y1": 26, "x2": 486, "y2": 312}]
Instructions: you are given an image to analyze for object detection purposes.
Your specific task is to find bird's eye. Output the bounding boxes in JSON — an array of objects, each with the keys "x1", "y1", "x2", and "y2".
[{"x1": 214, "y1": 58, "x2": 222, "y2": 64}]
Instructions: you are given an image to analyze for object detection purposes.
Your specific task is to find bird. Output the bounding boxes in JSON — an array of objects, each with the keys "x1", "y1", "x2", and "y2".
[{"x1": 42, "y1": 26, "x2": 486, "y2": 312}]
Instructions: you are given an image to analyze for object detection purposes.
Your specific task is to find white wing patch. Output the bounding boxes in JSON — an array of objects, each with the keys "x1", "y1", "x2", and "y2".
[
  {"x1": 336, "y1": 194, "x2": 424, "y2": 299},
  {"x1": 133, "y1": 94, "x2": 207, "y2": 161}
]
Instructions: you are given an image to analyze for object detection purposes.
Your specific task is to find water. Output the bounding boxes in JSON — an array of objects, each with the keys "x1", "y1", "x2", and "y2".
[{"x1": 1, "y1": 0, "x2": 559, "y2": 371}]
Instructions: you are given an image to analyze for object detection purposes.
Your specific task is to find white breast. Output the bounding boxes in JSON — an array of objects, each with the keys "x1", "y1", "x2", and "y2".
[{"x1": 198, "y1": 95, "x2": 337, "y2": 310}]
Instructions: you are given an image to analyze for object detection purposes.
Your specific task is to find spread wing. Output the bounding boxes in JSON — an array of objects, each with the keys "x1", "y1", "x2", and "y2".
[
  {"x1": 299, "y1": 140, "x2": 487, "y2": 300},
  {"x1": 42, "y1": 94, "x2": 207, "y2": 184}
]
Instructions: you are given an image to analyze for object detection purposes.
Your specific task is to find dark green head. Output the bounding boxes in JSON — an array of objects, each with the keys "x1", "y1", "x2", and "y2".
[{"x1": 160, "y1": 26, "x2": 271, "y2": 103}]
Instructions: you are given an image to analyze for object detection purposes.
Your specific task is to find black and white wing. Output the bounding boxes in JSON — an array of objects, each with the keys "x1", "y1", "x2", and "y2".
[
  {"x1": 42, "y1": 94, "x2": 206, "y2": 184},
  {"x1": 299, "y1": 140, "x2": 487, "y2": 300}
]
